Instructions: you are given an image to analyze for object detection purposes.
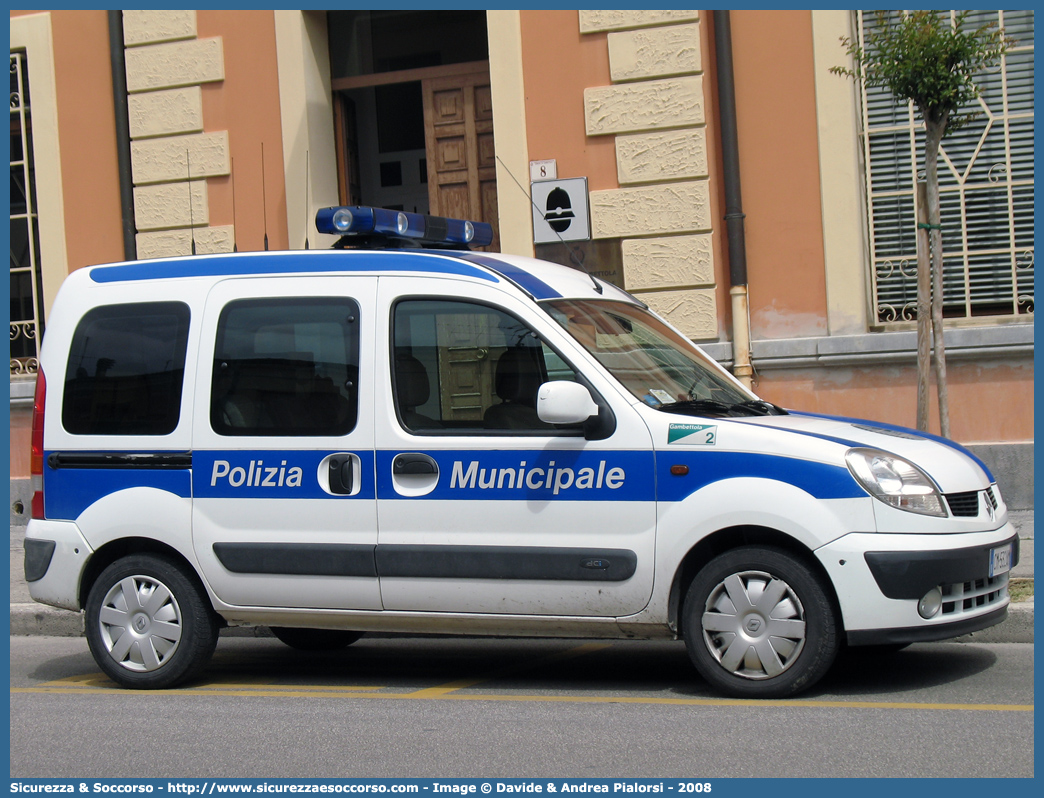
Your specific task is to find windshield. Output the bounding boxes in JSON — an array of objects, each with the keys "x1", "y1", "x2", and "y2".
[{"x1": 544, "y1": 299, "x2": 784, "y2": 418}]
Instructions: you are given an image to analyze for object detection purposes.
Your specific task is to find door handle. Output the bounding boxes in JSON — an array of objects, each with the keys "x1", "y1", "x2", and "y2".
[
  {"x1": 328, "y1": 454, "x2": 354, "y2": 495},
  {"x1": 393, "y1": 453, "x2": 439, "y2": 476}
]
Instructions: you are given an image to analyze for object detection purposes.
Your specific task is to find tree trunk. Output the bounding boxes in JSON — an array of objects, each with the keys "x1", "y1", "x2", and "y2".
[
  {"x1": 915, "y1": 181, "x2": 931, "y2": 432},
  {"x1": 923, "y1": 122, "x2": 950, "y2": 438}
]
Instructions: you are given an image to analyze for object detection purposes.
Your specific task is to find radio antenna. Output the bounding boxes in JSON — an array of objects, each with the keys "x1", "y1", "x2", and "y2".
[
  {"x1": 261, "y1": 142, "x2": 269, "y2": 251},
  {"x1": 304, "y1": 151, "x2": 310, "y2": 250},
  {"x1": 495, "y1": 154, "x2": 601, "y2": 294},
  {"x1": 187, "y1": 150, "x2": 196, "y2": 255},
  {"x1": 230, "y1": 156, "x2": 238, "y2": 252}
]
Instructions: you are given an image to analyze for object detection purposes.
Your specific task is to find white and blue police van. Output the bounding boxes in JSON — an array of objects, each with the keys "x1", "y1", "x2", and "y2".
[{"x1": 24, "y1": 206, "x2": 1018, "y2": 698}]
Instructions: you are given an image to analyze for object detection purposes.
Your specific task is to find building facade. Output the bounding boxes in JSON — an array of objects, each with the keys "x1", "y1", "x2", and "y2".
[{"x1": 8, "y1": 10, "x2": 1034, "y2": 519}]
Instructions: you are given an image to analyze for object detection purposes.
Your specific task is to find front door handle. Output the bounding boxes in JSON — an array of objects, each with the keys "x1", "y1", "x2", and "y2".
[{"x1": 393, "y1": 453, "x2": 439, "y2": 476}]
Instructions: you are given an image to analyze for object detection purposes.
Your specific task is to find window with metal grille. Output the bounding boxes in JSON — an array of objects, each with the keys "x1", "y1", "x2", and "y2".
[
  {"x1": 855, "y1": 10, "x2": 1034, "y2": 325},
  {"x1": 10, "y1": 50, "x2": 45, "y2": 378}
]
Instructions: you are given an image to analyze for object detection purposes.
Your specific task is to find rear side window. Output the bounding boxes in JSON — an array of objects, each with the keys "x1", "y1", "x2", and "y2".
[
  {"x1": 63, "y1": 302, "x2": 191, "y2": 436},
  {"x1": 211, "y1": 297, "x2": 359, "y2": 437}
]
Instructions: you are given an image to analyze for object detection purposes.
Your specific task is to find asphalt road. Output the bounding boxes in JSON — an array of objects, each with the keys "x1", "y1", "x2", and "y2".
[{"x1": 9, "y1": 634, "x2": 1034, "y2": 779}]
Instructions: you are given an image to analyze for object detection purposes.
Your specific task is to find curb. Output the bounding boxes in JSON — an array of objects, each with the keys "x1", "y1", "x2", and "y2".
[{"x1": 9, "y1": 600, "x2": 1034, "y2": 643}]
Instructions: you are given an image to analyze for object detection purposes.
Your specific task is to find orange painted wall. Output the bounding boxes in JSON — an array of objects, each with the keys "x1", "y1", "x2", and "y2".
[
  {"x1": 10, "y1": 11, "x2": 123, "y2": 477},
  {"x1": 197, "y1": 10, "x2": 288, "y2": 251},
  {"x1": 729, "y1": 11, "x2": 829, "y2": 340},
  {"x1": 518, "y1": 10, "x2": 617, "y2": 190},
  {"x1": 755, "y1": 360, "x2": 1033, "y2": 444},
  {"x1": 10, "y1": 407, "x2": 31, "y2": 477},
  {"x1": 11, "y1": 10, "x2": 124, "y2": 271}
]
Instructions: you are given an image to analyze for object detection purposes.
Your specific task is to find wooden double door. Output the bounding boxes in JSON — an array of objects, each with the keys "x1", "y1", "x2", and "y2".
[{"x1": 336, "y1": 65, "x2": 499, "y2": 251}]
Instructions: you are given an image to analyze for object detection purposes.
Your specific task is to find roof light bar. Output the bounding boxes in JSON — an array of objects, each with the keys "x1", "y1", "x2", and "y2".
[{"x1": 316, "y1": 206, "x2": 494, "y2": 249}]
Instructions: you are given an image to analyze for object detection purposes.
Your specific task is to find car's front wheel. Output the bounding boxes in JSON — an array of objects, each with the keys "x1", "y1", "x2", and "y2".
[
  {"x1": 683, "y1": 546, "x2": 838, "y2": 698},
  {"x1": 85, "y1": 554, "x2": 219, "y2": 689}
]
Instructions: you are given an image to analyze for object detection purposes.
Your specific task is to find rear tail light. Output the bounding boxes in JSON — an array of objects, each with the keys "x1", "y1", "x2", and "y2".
[{"x1": 30, "y1": 370, "x2": 46, "y2": 520}]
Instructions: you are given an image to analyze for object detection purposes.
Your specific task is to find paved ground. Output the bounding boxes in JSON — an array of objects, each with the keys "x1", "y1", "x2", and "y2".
[{"x1": 9, "y1": 513, "x2": 1034, "y2": 640}]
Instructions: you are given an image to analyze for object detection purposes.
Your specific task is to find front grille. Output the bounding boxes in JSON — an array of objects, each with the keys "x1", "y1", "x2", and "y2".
[
  {"x1": 940, "y1": 573, "x2": 1009, "y2": 617},
  {"x1": 946, "y1": 491, "x2": 980, "y2": 517},
  {"x1": 986, "y1": 486, "x2": 998, "y2": 511}
]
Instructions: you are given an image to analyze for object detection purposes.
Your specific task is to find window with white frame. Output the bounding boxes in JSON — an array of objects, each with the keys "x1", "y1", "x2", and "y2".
[
  {"x1": 856, "y1": 10, "x2": 1034, "y2": 324},
  {"x1": 10, "y1": 50, "x2": 45, "y2": 377}
]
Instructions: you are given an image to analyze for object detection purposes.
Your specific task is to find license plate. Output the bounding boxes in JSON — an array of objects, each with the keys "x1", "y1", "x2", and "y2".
[{"x1": 989, "y1": 543, "x2": 1013, "y2": 577}]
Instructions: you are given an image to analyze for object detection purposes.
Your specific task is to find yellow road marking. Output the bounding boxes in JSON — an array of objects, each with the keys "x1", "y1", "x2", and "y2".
[
  {"x1": 37, "y1": 673, "x2": 383, "y2": 692},
  {"x1": 15, "y1": 642, "x2": 1033, "y2": 711},
  {"x1": 9, "y1": 685, "x2": 1032, "y2": 711}
]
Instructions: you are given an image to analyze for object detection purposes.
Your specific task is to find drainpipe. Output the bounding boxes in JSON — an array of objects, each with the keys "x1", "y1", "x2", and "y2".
[
  {"x1": 108, "y1": 11, "x2": 137, "y2": 261},
  {"x1": 713, "y1": 11, "x2": 753, "y2": 388}
]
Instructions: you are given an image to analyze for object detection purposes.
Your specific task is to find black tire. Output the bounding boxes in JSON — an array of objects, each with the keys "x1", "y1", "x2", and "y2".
[
  {"x1": 683, "y1": 546, "x2": 838, "y2": 699},
  {"x1": 270, "y1": 627, "x2": 364, "y2": 651},
  {"x1": 85, "y1": 553, "x2": 219, "y2": 689}
]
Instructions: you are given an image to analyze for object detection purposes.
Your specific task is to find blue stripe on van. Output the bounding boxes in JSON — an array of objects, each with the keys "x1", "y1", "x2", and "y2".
[
  {"x1": 458, "y1": 253, "x2": 563, "y2": 299},
  {"x1": 88, "y1": 252, "x2": 501, "y2": 285},
  {"x1": 376, "y1": 449, "x2": 653, "y2": 501},
  {"x1": 789, "y1": 411, "x2": 995, "y2": 481},
  {"x1": 374, "y1": 449, "x2": 861, "y2": 502},
  {"x1": 194, "y1": 450, "x2": 376, "y2": 500},
  {"x1": 43, "y1": 450, "x2": 380, "y2": 520},
  {"x1": 44, "y1": 448, "x2": 860, "y2": 519},
  {"x1": 657, "y1": 451, "x2": 864, "y2": 502},
  {"x1": 43, "y1": 459, "x2": 192, "y2": 520}
]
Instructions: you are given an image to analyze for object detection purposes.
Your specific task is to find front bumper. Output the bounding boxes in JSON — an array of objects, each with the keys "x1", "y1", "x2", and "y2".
[
  {"x1": 864, "y1": 535, "x2": 1019, "y2": 600},
  {"x1": 847, "y1": 605, "x2": 1008, "y2": 646},
  {"x1": 816, "y1": 524, "x2": 1018, "y2": 645}
]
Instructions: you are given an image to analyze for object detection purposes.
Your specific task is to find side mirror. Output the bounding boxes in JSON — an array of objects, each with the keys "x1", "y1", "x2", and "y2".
[{"x1": 537, "y1": 381, "x2": 599, "y2": 425}]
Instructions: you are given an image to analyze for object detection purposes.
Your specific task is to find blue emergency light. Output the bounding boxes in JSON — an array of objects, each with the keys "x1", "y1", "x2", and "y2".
[{"x1": 315, "y1": 206, "x2": 494, "y2": 249}]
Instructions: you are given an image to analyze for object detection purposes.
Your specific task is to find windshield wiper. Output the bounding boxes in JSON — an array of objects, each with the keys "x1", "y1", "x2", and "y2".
[
  {"x1": 655, "y1": 399, "x2": 733, "y2": 417},
  {"x1": 655, "y1": 398, "x2": 787, "y2": 418},
  {"x1": 733, "y1": 399, "x2": 787, "y2": 416}
]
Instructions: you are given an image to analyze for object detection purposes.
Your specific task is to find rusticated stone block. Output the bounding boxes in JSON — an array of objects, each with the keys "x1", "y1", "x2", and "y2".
[
  {"x1": 622, "y1": 234, "x2": 715, "y2": 291},
  {"x1": 128, "y1": 87, "x2": 203, "y2": 140},
  {"x1": 585, "y1": 76, "x2": 704, "y2": 136},
  {"x1": 123, "y1": 10, "x2": 197, "y2": 47},
  {"x1": 608, "y1": 22, "x2": 702, "y2": 82},
  {"x1": 638, "y1": 288, "x2": 718, "y2": 340},
  {"x1": 125, "y1": 38, "x2": 224, "y2": 93},
  {"x1": 136, "y1": 226, "x2": 235, "y2": 259},
  {"x1": 131, "y1": 132, "x2": 230, "y2": 185},
  {"x1": 590, "y1": 181, "x2": 711, "y2": 239},
  {"x1": 579, "y1": 10, "x2": 699, "y2": 34},
  {"x1": 615, "y1": 128, "x2": 708, "y2": 185},
  {"x1": 134, "y1": 181, "x2": 209, "y2": 231}
]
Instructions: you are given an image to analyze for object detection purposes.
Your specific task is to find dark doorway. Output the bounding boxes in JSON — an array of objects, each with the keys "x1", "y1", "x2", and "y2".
[{"x1": 328, "y1": 11, "x2": 499, "y2": 248}]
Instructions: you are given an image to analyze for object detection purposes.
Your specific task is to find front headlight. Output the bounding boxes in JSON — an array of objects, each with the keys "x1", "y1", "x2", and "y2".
[{"x1": 845, "y1": 447, "x2": 946, "y2": 517}]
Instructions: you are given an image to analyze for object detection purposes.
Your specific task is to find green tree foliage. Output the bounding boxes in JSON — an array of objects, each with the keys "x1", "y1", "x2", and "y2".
[
  {"x1": 831, "y1": 10, "x2": 1012, "y2": 133},
  {"x1": 832, "y1": 11, "x2": 1012, "y2": 436}
]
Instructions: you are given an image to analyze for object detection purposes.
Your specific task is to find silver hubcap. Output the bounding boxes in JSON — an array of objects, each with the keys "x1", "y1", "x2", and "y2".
[
  {"x1": 701, "y1": 570, "x2": 807, "y2": 681},
  {"x1": 98, "y1": 575, "x2": 183, "y2": 673}
]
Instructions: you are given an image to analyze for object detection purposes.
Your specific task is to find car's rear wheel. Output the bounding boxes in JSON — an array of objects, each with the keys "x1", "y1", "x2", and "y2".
[
  {"x1": 684, "y1": 546, "x2": 838, "y2": 698},
  {"x1": 85, "y1": 554, "x2": 219, "y2": 689},
  {"x1": 270, "y1": 627, "x2": 364, "y2": 651}
]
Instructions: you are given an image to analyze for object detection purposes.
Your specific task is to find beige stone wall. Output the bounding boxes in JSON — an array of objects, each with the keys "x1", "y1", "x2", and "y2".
[
  {"x1": 579, "y1": 10, "x2": 716, "y2": 340},
  {"x1": 121, "y1": 10, "x2": 233, "y2": 259}
]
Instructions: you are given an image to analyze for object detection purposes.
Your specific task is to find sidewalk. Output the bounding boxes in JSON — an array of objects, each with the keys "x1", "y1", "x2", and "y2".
[{"x1": 9, "y1": 515, "x2": 1034, "y2": 641}]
